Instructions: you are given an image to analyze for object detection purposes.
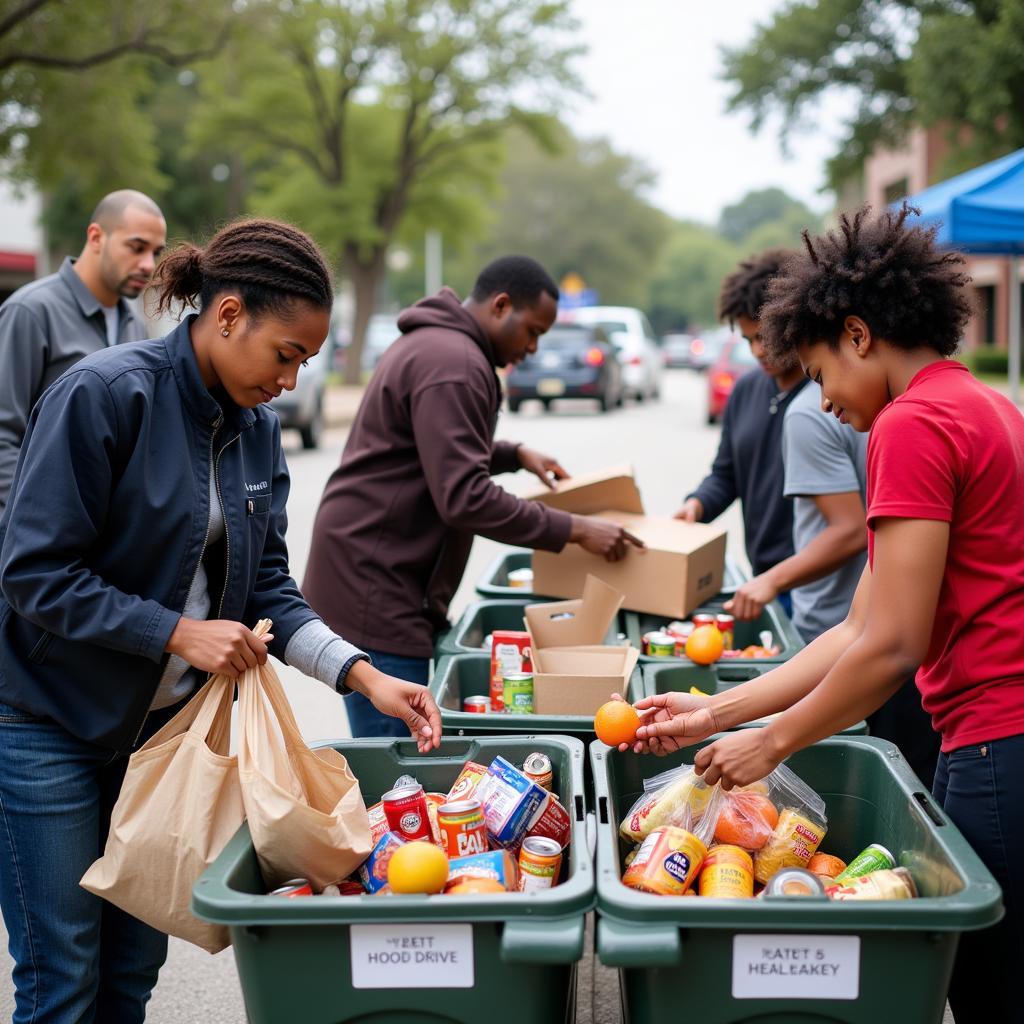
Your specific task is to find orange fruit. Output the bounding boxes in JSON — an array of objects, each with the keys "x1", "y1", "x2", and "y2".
[
  {"x1": 807, "y1": 853, "x2": 847, "y2": 878},
  {"x1": 387, "y1": 841, "x2": 449, "y2": 894},
  {"x1": 444, "y1": 877, "x2": 507, "y2": 895},
  {"x1": 713, "y1": 792, "x2": 779, "y2": 850},
  {"x1": 594, "y1": 700, "x2": 641, "y2": 746},
  {"x1": 685, "y1": 625, "x2": 724, "y2": 665}
]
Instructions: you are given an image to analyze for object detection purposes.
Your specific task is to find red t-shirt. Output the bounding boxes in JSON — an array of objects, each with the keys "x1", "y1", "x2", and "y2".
[{"x1": 867, "y1": 360, "x2": 1024, "y2": 752}]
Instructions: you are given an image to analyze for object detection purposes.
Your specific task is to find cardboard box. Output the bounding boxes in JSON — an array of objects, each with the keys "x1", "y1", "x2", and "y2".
[
  {"x1": 524, "y1": 576, "x2": 639, "y2": 716},
  {"x1": 528, "y1": 465, "x2": 727, "y2": 618}
]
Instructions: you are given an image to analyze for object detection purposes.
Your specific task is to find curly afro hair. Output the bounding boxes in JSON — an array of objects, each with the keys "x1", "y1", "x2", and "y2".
[
  {"x1": 761, "y1": 204, "x2": 972, "y2": 360},
  {"x1": 718, "y1": 248, "x2": 794, "y2": 325}
]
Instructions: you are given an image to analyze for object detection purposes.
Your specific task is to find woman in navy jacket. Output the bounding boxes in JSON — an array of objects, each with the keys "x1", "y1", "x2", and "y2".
[{"x1": 0, "y1": 218, "x2": 441, "y2": 1023}]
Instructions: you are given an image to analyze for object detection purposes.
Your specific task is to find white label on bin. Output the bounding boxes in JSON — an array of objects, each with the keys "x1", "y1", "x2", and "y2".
[
  {"x1": 350, "y1": 924, "x2": 474, "y2": 989},
  {"x1": 731, "y1": 934, "x2": 859, "y2": 1000}
]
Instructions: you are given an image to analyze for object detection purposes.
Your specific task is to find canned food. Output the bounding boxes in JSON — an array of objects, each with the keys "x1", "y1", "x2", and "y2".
[
  {"x1": 715, "y1": 614, "x2": 735, "y2": 650},
  {"x1": 463, "y1": 695, "x2": 490, "y2": 714},
  {"x1": 646, "y1": 632, "x2": 676, "y2": 657},
  {"x1": 826, "y1": 867, "x2": 917, "y2": 901},
  {"x1": 507, "y1": 567, "x2": 534, "y2": 589},
  {"x1": 665, "y1": 620, "x2": 694, "y2": 640},
  {"x1": 698, "y1": 844, "x2": 754, "y2": 899},
  {"x1": 382, "y1": 784, "x2": 433, "y2": 841},
  {"x1": 437, "y1": 800, "x2": 488, "y2": 858},
  {"x1": 764, "y1": 867, "x2": 828, "y2": 898},
  {"x1": 517, "y1": 836, "x2": 563, "y2": 892},
  {"x1": 692, "y1": 613, "x2": 716, "y2": 629},
  {"x1": 503, "y1": 672, "x2": 534, "y2": 714},
  {"x1": 833, "y1": 843, "x2": 895, "y2": 883},
  {"x1": 622, "y1": 826, "x2": 708, "y2": 896},
  {"x1": 490, "y1": 630, "x2": 532, "y2": 711},
  {"x1": 269, "y1": 878, "x2": 313, "y2": 897},
  {"x1": 523, "y1": 751, "x2": 553, "y2": 791},
  {"x1": 641, "y1": 630, "x2": 662, "y2": 655}
]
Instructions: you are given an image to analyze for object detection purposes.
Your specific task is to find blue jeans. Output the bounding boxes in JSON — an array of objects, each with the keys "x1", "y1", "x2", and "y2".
[
  {"x1": 0, "y1": 699, "x2": 181, "y2": 1024},
  {"x1": 344, "y1": 648, "x2": 430, "y2": 738},
  {"x1": 775, "y1": 590, "x2": 792, "y2": 618},
  {"x1": 932, "y1": 734, "x2": 1024, "y2": 1024}
]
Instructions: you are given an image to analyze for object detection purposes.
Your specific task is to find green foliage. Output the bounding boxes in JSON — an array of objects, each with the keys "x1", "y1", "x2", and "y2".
[
  {"x1": 721, "y1": 1, "x2": 1024, "y2": 190},
  {"x1": 718, "y1": 187, "x2": 819, "y2": 244},
  {"x1": 963, "y1": 347, "x2": 1009, "y2": 375}
]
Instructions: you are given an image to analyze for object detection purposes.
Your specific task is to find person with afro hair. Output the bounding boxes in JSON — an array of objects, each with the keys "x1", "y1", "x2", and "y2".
[{"x1": 630, "y1": 204, "x2": 1024, "y2": 1024}]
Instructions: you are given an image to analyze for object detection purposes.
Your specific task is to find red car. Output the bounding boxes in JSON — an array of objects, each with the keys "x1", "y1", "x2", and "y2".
[{"x1": 706, "y1": 334, "x2": 758, "y2": 424}]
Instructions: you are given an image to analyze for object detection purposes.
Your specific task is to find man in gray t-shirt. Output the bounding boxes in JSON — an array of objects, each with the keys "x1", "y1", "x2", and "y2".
[{"x1": 783, "y1": 381, "x2": 868, "y2": 642}]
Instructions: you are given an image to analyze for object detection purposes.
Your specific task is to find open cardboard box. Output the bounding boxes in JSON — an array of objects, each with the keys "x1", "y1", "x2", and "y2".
[
  {"x1": 525, "y1": 576, "x2": 640, "y2": 716},
  {"x1": 528, "y1": 464, "x2": 728, "y2": 618}
]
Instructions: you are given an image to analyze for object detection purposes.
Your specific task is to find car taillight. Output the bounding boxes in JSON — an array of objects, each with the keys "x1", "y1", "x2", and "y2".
[
  {"x1": 585, "y1": 347, "x2": 604, "y2": 366},
  {"x1": 628, "y1": 355, "x2": 643, "y2": 366},
  {"x1": 712, "y1": 372, "x2": 735, "y2": 391},
  {"x1": 690, "y1": 339, "x2": 705, "y2": 355}
]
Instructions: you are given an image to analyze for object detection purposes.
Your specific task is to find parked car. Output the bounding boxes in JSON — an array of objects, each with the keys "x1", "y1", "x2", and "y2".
[
  {"x1": 662, "y1": 332, "x2": 694, "y2": 368},
  {"x1": 269, "y1": 336, "x2": 332, "y2": 449},
  {"x1": 506, "y1": 324, "x2": 623, "y2": 413},
  {"x1": 362, "y1": 314, "x2": 400, "y2": 371},
  {"x1": 561, "y1": 305, "x2": 662, "y2": 401},
  {"x1": 676, "y1": 326, "x2": 735, "y2": 372},
  {"x1": 706, "y1": 334, "x2": 759, "y2": 424}
]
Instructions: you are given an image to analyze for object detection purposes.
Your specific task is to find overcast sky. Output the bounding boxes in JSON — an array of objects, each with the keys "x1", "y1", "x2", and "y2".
[{"x1": 568, "y1": 0, "x2": 845, "y2": 224}]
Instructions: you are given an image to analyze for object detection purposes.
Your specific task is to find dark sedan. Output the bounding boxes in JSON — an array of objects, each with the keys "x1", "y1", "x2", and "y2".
[{"x1": 506, "y1": 325, "x2": 624, "y2": 413}]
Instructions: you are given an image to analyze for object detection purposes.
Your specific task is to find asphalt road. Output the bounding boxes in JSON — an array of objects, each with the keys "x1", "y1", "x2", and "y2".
[{"x1": 0, "y1": 368, "x2": 954, "y2": 1023}]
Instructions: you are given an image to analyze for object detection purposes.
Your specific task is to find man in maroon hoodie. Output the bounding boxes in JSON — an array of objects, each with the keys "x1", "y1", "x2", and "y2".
[{"x1": 304, "y1": 255, "x2": 642, "y2": 736}]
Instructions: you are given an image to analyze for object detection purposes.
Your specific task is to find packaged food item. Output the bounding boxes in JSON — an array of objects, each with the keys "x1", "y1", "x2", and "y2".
[
  {"x1": 358, "y1": 832, "x2": 407, "y2": 894},
  {"x1": 646, "y1": 632, "x2": 676, "y2": 657},
  {"x1": 622, "y1": 826, "x2": 707, "y2": 895},
  {"x1": 526, "y1": 794, "x2": 571, "y2": 849},
  {"x1": 523, "y1": 751, "x2": 553, "y2": 790},
  {"x1": 517, "y1": 836, "x2": 563, "y2": 892},
  {"x1": 833, "y1": 843, "x2": 895, "y2": 883},
  {"x1": 489, "y1": 630, "x2": 532, "y2": 711},
  {"x1": 447, "y1": 761, "x2": 488, "y2": 803},
  {"x1": 269, "y1": 878, "x2": 313, "y2": 897},
  {"x1": 750, "y1": 764, "x2": 828, "y2": 884},
  {"x1": 476, "y1": 756, "x2": 549, "y2": 849},
  {"x1": 619, "y1": 764, "x2": 719, "y2": 844},
  {"x1": 665, "y1": 620, "x2": 694, "y2": 640},
  {"x1": 446, "y1": 877, "x2": 507, "y2": 895},
  {"x1": 507, "y1": 568, "x2": 534, "y2": 589},
  {"x1": 366, "y1": 801, "x2": 389, "y2": 844},
  {"x1": 763, "y1": 867, "x2": 828, "y2": 898},
  {"x1": 826, "y1": 868, "x2": 917, "y2": 901},
  {"x1": 503, "y1": 672, "x2": 534, "y2": 714},
  {"x1": 382, "y1": 783, "x2": 433, "y2": 842},
  {"x1": 445, "y1": 850, "x2": 518, "y2": 891},
  {"x1": 424, "y1": 792, "x2": 446, "y2": 845},
  {"x1": 463, "y1": 696, "x2": 489, "y2": 713},
  {"x1": 715, "y1": 614, "x2": 735, "y2": 650},
  {"x1": 698, "y1": 844, "x2": 753, "y2": 899},
  {"x1": 437, "y1": 800, "x2": 488, "y2": 859},
  {"x1": 336, "y1": 878, "x2": 366, "y2": 897},
  {"x1": 807, "y1": 852, "x2": 848, "y2": 879},
  {"x1": 692, "y1": 613, "x2": 716, "y2": 629},
  {"x1": 714, "y1": 789, "x2": 780, "y2": 850}
]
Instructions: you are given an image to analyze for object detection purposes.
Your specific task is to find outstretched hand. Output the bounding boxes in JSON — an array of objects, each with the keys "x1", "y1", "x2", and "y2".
[
  {"x1": 694, "y1": 728, "x2": 782, "y2": 789},
  {"x1": 517, "y1": 446, "x2": 570, "y2": 491},
  {"x1": 349, "y1": 664, "x2": 442, "y2": 753},
  {"x1": 607, "y1": 690, "x2": 718, "y2": 756}
]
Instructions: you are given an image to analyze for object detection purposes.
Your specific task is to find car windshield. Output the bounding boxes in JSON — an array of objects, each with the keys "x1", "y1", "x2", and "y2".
[{"x1": 538, "y1": 328, "x2": 595, "y2": 350}]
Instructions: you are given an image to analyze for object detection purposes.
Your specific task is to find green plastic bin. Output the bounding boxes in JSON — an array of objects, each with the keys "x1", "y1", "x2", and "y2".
[
  {"x1": 475, "y1": 547, "x2": 748, "y2": 599},
  {"x1": 627, "y1": 595, "x2": 804, "y2": 666},
  {"x1": 431, "y1": 652, "x2": 644, "y2": 743},
  {"x1": 193, "y1": 735, "x2": 591, "y2": 1024},
  {"x1": 592, "y1": 735, "x2": 1003, "y2": 1024},
  {"x1": 642, "y1": 661, "x2": 868, "y2": 735},
  {"x1": 435, "y1": 597, "x2": 629, "y2": 659}
]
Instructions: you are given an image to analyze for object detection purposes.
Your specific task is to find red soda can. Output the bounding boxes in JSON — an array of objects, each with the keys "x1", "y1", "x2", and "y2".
[
  {"x1": 382, "y1": 784, "x2": 433, "y2": 841},
  {"x1": 270, "y1": 878, "x2": 314, "y2": 897},
  {"x1": 715, "y1": 614, "x2": 735, "y2": 650},
  {"x1": 692, "y1": 613, "x2": 715, "y2": 629},
  {"x1": 463, "y1": 696, "x2": 489, "y2": 713}
]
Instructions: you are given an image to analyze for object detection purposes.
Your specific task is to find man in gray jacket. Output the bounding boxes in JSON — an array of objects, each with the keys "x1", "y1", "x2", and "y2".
[{"x1": 0, "y1": 189, "x2": 166, "y2": 508}]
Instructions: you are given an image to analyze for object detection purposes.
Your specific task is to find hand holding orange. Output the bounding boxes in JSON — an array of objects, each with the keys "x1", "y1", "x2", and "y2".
[{"x1": 594, "y1": 699, "x2": 641, "y2": 746}]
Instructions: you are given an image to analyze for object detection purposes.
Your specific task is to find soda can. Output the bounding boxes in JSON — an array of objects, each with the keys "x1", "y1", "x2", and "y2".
[
  {"x1": 463, "y1": 695, "x2": 490, "y2": 714},
  {"x1": 382, "y1": 783, "x2": 433, "y2": 842},
  {"x1": 507, "y1": 568, "x2": 534, "y2": 589},
  {"x1": 503, "y1": 672, "x2": 534, "y2": 714},
  {"x1": 826, "y1": 867, "x2": 917, "y2": 901},
  {"x1": 715, "y1": 614, "x2": 735, "y2": 650},
  {"x1": 517, "y1": 836, "x2": 563, "y2": 892},
  {"x1": 523, "y1": 751, "x2": 553, "y2": 791},
  {"x1": 269, "y1": 878, "x2": 313, "y2": 897},
  {"x1": 437, "y1": 799, "x2": 488, "y2": 858},
  {"x1": 698, "y1": 844, "x2": 754, "y2": 899},
  {"x1": 646, "y1": 632, "x2": 676, "y2": 657},
  {"x1": 692, "y1": 613, "x2": 716, "y2": 629},
  {"x1": 833, "y1": 843, "x2": 895, "y2": 883},
  {"x1": 763, "y1": 867, "x2": 828, "y2": 898}
]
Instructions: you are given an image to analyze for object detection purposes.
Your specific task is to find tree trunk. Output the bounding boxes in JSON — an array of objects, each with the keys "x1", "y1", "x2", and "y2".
[{"x1": 343, "y1": 250, "x2": 385, "y2": 386}]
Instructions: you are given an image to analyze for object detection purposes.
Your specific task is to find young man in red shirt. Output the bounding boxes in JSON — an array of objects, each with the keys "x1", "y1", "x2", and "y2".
[{"x1": 629, "y1": 205, "x2": 1024, "y2": 1024}]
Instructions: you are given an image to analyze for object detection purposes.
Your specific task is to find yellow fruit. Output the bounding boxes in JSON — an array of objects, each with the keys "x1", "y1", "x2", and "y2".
[
  {"x1": 685, "y1": 625, "x2": 724, "y2": 665},
  {"x1": 689, "y1": 685, "x2": 710, "y2": 697},
  {"x1": 387, "y1": 841, "x2": 449, "y2": 895},
  {"x1": 444, "y1": 877, "x2": 507, "y2": 895},
  {"x1": 594, "y1": 700, "x2": 641, "y2": 746}
]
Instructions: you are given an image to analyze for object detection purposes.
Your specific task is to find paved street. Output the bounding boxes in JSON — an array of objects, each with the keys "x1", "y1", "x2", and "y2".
[{"x1": 0, "y1": 368, "x2": 953, "y2": 1023}]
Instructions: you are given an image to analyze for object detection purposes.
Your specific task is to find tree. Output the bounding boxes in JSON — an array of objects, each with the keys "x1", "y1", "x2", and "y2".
[
  {"x1": 721, "y1": 1, "x2": 1024, "y2": 191},
  {"x1": 718, "y1": 187, "x2": 819, "y2": 244},
  {"x1": 0, "y1": 0, "x2": 230, "y2": 197},
  {"x1": 191, "y1": 0, "x2": 581, "y2": 383}
]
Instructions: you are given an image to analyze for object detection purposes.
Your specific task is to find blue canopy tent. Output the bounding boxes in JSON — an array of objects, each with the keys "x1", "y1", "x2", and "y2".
[{"x1": 897, "y1": 146, "x2": 1024, "y2": 402}]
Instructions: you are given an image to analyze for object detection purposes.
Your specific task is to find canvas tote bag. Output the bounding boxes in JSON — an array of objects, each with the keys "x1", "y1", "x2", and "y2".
[
  {"x1": 80, "y1": 667, "x2": 243, "y2": 953},
  {"x1": 237, "y1": 622, "x2": 372, "y2": 891}
]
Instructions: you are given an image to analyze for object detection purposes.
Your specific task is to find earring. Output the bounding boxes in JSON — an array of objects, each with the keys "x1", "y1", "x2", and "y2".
[{"x1": 221, "y1": 329, "x2": 230, "y2": 337}]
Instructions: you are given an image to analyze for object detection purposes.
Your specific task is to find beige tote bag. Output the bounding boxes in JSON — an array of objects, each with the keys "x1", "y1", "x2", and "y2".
[
  {"x1": 81, "y1": 669, "x2": 243, "y2": 953},
  {"x1": 238, "y1": 630, "x2": 371, "y2": 891}
]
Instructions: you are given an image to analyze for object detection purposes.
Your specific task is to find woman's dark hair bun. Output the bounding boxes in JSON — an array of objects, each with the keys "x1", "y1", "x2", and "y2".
[{"x1": 152, "y1": 243, "x2": 205, "y2": 314}]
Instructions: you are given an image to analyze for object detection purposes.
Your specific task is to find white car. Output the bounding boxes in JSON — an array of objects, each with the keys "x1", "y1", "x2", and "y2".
[
  {"x1": 561, "y1": 305, "x2": 662, "y2": 401},
  {"x1": 269, "y1": 337, "x2": 331, "y2": 449}
]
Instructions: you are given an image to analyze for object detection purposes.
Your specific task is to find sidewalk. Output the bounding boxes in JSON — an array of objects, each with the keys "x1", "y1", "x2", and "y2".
[{"x1": 324, "y1": 383, "x2": 366, "y2": 427}]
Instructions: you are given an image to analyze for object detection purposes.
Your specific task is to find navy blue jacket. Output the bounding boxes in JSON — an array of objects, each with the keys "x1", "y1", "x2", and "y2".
[{"x1": 0, "y1": 316, "x2": 318, "y2": 750}]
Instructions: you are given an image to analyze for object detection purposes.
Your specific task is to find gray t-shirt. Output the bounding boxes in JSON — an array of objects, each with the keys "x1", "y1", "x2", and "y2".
[{"x1": 783, "y1": 383, "x2": 868, "y2": 642}]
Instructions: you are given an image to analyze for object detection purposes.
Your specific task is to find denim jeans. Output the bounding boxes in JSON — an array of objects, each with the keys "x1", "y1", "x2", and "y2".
[
  {"x1": 344, "y1": 648, "x2": 430, "y2": 738},
  {"x1": 932, "y1": 734, "x2": 1024, "y2": 1024},
  {"x1": 0, "y1": 699, "x2": 182, "y2": 1024}
]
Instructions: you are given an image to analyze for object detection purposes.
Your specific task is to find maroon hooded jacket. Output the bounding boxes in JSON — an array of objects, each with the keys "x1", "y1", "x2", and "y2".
[{"x1": 303, "y1": 289, "x2": 573, "y2": 658}]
